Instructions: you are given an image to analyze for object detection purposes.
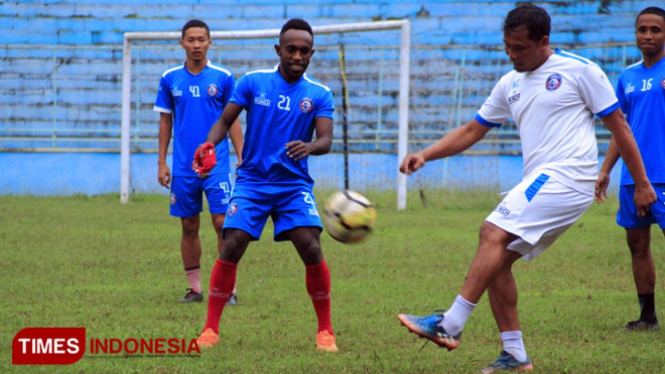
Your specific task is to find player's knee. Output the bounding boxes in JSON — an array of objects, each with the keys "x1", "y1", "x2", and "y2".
[
  {"x1": 181, "y1": 216, "x2": 200, "y2": 236},
  {"x1": 296, "y1": 239, "x2": 323, "y2": 265},
  {"x1": 627, "y1": 241, "x2": 650, "y2": 257},
  {"x1": 478, "y1": 221, "x2": 513, "y2": 248},
  {"x1": 626, "y1": 235, "x2": 650, "y2": 257},
  {"x1": 219, "y1": 230, "x2": 251, "y2": 262}
]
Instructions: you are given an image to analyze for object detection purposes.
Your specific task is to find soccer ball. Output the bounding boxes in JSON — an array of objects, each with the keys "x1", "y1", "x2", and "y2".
[{"x1": 321, "y1": 190, "x2": 377, "y2": 243}]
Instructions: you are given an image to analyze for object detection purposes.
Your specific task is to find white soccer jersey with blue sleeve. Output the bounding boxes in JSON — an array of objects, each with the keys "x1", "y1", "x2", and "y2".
[
  {"x1": 231, "y1": 66, "x2": 334, "y2": 187},
  {"x1": 476, "y1": 48, "x2": 619, "y2": 195},
  {"x1": 154, "y1": 61, "x2": 235, "y2": 177},
  {"x1": 616, "y1": 57, "x2": 665, "y2": 185}
]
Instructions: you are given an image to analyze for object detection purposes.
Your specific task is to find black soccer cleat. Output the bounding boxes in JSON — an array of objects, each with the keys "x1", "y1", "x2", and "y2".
[{"x1": 179, "y1": 288, "x2": 203, "y2": 303}]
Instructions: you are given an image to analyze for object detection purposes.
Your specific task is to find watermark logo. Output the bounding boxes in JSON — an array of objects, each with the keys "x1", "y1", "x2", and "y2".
[
  {"x1": 12, "y1": 327, "x2": 201, "y2": 365},
  {"x1": 13, "y1": 327, "x2": 86, "y2": 365}
]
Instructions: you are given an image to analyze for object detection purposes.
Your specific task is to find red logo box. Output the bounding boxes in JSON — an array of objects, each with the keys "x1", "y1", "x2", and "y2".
[{"x1": 12, "y1": 327, "x2": 86, "y2": 365}]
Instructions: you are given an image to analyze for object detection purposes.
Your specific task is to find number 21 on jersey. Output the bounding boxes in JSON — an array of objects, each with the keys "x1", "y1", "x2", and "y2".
[{"x1": 278, "y1": 95, "x2": 291, "y2": 111}]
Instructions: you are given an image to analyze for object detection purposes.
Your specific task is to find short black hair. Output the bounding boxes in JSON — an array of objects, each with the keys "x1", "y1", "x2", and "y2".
[
  {"x1": 636, "y1": 6, "x2": 665, "y2": 26},
  {"x1": 503, "y1": 4, "x2": 551, "y2": 43},
  {"x1": 182, "y1": 19, "x2": 210, "y2": 39},
  {"x1": 280, "y1": 18, "x2": 313, "y2": 37}
]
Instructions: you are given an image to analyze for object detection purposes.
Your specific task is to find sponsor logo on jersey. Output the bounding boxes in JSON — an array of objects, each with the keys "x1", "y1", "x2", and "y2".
[
  {"x1": 545, "y1": 73, "x2": 562, "y2": 91},
  {"x1": 170, "y1": 193, "x2": 176, "y2": 205},
  {"x1": 207, "y1": 84, "x2": 218, "y2": 96},
  {"x1": 508, "y1": 93, "x2": 521, "y2": 105},
  {"x1": 299, "y1": 98, "x2": 313, "y2": 113},
  {"x1": 494, "y1": 205, "x2": 511, "y2": 216},
  {"x1": 254, "y1": 93, "x2": 270, "y2": 107},
  {"x1": 227, "y1": 202, "x2": 238, "y2": 216},
  {"x1": 625, "y1": 82, "x2": 635, "y2": 94},
  {"x1": 171, "y1": 86, "x2": 183, "y2": 97}
]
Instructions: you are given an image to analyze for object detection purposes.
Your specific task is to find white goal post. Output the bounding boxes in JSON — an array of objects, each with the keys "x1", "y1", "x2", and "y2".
[{"x1": 120, "y1": 20, "x2": 411, "y2": 209}]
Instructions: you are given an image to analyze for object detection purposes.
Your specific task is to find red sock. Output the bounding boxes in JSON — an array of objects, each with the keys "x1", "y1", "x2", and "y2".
[
  {"x1": 204, "y1": 259, "x2": 237, "y2": 335},
  {"x1": 305, "y1": 260, "x2": 333, "y2": 335}
]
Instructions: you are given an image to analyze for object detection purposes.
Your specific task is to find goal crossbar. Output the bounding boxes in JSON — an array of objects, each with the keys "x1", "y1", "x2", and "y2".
[{"x1": 120, "y1": 20, "x2": 411, "y2": 209}]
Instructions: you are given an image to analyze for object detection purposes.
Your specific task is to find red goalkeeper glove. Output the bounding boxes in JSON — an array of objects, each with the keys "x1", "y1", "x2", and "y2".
[{"x1": 192, "y1": 142, "x2": 216, "y2": 177}]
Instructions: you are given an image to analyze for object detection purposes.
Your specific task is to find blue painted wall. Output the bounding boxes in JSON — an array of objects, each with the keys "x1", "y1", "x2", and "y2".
[
  {"x1": 0, "y1": 152, "x2": 622, "y2": 197},
  {"x1": 1, "y1": 0, "x2": 656, "y2": 46},
  {"x1": 0, "y1": 1, "x2": 647, "y2": 197}
]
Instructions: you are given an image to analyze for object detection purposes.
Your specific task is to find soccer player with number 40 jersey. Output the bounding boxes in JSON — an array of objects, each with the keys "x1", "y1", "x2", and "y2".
[
  {"x1": 192, "y1": 18, "x2": 338, "y2": 352},
  {"x1": 154, "y1": 19, "x2": 243, "y2": 305},
  {"x1": 596, "y1": 6, "x2": 665, "y2": 332}
]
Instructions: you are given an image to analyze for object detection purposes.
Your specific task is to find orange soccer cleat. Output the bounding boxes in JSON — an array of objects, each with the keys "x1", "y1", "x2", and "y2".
[
  {"x1": 196, "y1": 328, "x2": 220, "y2": 348},
  {"x1": 316, "y1": 330, "x2": 338, "y2": 353}
]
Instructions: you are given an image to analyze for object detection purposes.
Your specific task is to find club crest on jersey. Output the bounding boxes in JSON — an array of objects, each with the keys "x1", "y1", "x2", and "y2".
[
  {"x1": 207, "y1": 84, "x2": 218, "y2": 96},
  {"x1": 227, "y1": 202, "x2": 238, "y2": 216},
  {"x1": 545, "y1": 73, "x2": 562, "y2": 91},
  {"x1": 661, "y1": 78, "x2": 665, "y2": 90},
  {"x1": 299, "y1": 98, "x2": 313, "y2": 113},
  {"x1": 170, "y1": 193, "x2": 177, "y2": 205}
]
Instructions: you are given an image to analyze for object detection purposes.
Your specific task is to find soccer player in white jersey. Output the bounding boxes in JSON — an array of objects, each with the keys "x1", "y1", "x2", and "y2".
[
  {"x1": 154, "y1": 20, "x2": 243, "y2": 304},
  {"x1": 396, "y1": 4, "x2": 656, "y2": 372},
  {"x1": 596, "y1": 6, "x2": 665, "y2": 331},
  {"x1": 191, "y1": 18, "x2": 338, "y2": 352}
]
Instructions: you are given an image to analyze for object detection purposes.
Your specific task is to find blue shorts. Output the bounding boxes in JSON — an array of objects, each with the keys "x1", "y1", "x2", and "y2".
[
  {"x1": 617, "y1": 184, "x2": 665, "y2": 229},
  {"x1": 170, "y1": 173, "x2": 233, "y2": 218},
  {"x1": 223, "y1": 183, "x2": 322, "y2": 241}
]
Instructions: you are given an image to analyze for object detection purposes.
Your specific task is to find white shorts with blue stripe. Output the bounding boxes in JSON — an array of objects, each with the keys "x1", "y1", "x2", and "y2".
[{"x1": 485, "y1": 172, "x2": 594, "y2": 261}]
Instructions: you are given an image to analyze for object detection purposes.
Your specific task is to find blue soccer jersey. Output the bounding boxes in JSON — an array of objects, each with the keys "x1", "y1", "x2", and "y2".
[
  {"x1": 231, "y1": 66, "x2": 334, "y2": 187},
  {"x1": 616, "y1": 57, "x2": 665, "y2": 185},
  {"x1": 154, "y1": 61, "x2": 235, "y2": 177}
]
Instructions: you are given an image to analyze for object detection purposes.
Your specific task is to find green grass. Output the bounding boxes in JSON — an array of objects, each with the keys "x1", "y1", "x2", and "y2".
[{"x1": 1, "y1": 191, "x2": 664, "y2": 373}]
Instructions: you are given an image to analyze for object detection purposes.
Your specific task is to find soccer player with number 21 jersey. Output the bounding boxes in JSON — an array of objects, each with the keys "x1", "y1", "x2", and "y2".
[{"x1": 193, "y1": 18, "x2": 338, "y2": 353}]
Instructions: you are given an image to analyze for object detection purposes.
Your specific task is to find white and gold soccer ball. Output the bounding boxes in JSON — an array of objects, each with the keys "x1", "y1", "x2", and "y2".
[{"x1": 322, "y1": 190, "x2": 377, "y2": 243}]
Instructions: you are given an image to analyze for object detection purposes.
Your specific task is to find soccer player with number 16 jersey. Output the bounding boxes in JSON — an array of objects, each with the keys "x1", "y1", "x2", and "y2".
[
  {"x1": 596, "y1": 6, "x2": 665, "y2": 332},
  {"x1": 192, "y1": 18, "x2": 338, "y2": 352}
]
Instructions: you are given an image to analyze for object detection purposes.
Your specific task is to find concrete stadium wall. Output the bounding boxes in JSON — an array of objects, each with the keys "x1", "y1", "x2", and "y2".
[
  {"x1": 1, "y1": 153, "x2": 622, "y2": 198},
  {"x1": 1, "y1": 0, "x2": 655, "y2": 46},
  {"x1": 0, "y1": 0, "x2": 649, "y2": 197}
]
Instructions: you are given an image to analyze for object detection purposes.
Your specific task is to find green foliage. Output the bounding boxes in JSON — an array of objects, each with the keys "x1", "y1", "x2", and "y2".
[{"x1": 1, "y1": 193, "x2": 664, "y2": 373}]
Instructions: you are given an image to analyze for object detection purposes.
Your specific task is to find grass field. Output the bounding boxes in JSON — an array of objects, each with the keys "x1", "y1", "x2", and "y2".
[{"x1": 1, "y1": 191, "x2": 664, "y2": 373}]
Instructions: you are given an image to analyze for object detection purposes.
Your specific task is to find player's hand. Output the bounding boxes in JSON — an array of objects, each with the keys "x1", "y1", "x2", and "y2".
[
  {"x1": 158, "y1": 162, "x2": 171, "y2": 189},
  {"x1": 285, "y1": 140, "x2": 311, "y2": 161},
  {"x1": 192, "y1": 142, "x2": 216, "y2": 178},
  {"x1": 399, "y1": 152, "x2": 425, "y2": 174},
  {"x1": 594, "y1": 171, "x2": 610, "y2": 203},
  {"x1": 633, "y1": 182, "x2": 656, "y2": 217}
]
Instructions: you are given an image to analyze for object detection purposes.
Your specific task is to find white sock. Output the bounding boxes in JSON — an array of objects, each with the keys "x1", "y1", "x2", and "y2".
[
  {"x1": 185, "y1": 267, "x2": 201, "y2": 294},
  {"x1": 441, "y1": 294, "x2": 476, "y2": 336},
  {"x1": 501, "y1": 330, "x2": 527, "y2": 362}
]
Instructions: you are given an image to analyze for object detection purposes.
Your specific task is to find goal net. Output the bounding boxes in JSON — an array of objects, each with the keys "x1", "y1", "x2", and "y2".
[{"x1": 120, "y1": 20, "x2": 411, "y2": 209}]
